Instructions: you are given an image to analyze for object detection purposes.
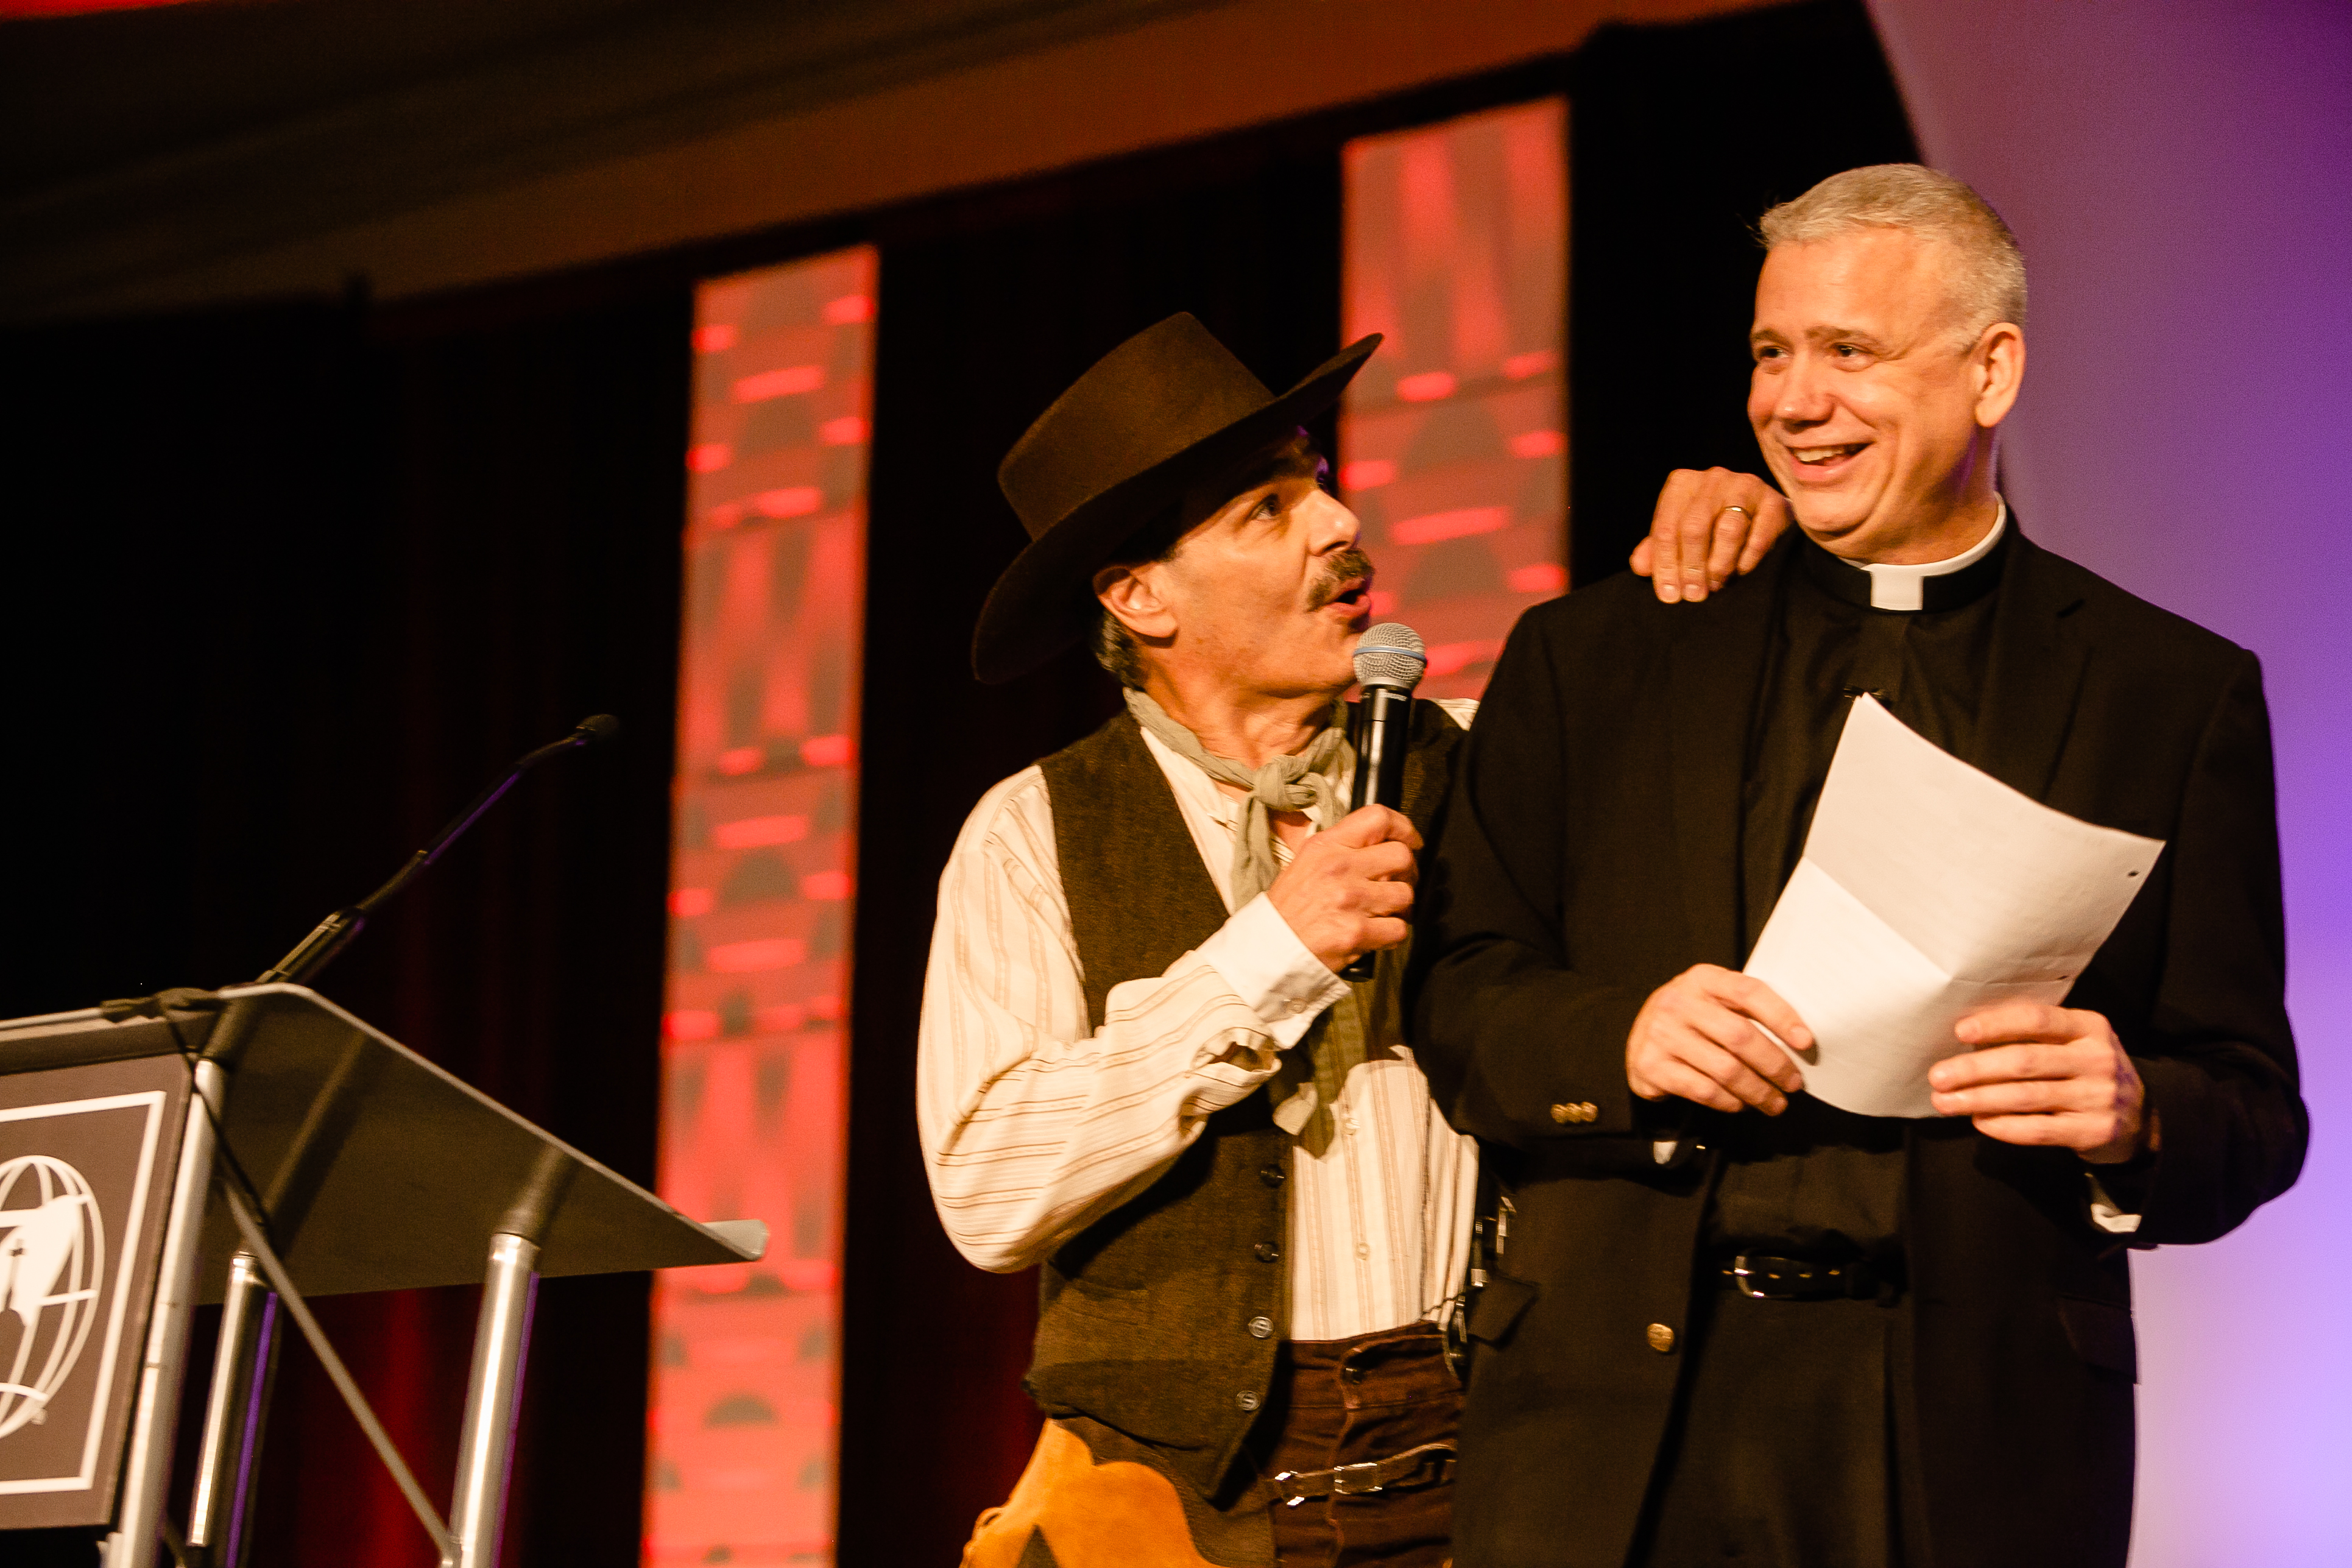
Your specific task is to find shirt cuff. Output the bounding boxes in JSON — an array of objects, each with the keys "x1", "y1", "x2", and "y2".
[
  {"x1": 2086, "y1": 1171, "x2": 2144, "y2": 1234},
  {"x1": 1198, "y1": 892, "x2": 1351, "y2": 1048}
]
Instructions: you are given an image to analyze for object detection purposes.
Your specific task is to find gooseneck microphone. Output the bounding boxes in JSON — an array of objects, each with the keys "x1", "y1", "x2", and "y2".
[
  {"x1": 1341, "y1": 624, "x2": 1426, "y2": 982},
  {"x1": 253, "y1": 714, "x2": 623, "y2": 986}
]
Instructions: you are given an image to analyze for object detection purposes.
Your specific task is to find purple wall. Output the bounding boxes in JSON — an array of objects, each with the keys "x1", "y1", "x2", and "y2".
[{"x1": 1868, "y1": 2, "x2": 2352, "y2": 1562}]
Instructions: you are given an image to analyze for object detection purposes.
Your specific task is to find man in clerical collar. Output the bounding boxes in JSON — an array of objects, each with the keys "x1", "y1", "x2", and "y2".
[{"x1": 1414, "y1": 164, "x2": 2304, "y2": 1568}]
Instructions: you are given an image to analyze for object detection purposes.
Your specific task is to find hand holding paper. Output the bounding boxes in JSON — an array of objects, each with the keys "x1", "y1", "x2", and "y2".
[
  {"x1": 1742, "y1": 696, "x2": 2163, "y2": 1120},
  {"x1": 1928, "y1": 1002, "x2": 2152, "y2": 1162},
  {"x1": 1626, "y1": 962, "x2": 1811, "y2": 1117}
]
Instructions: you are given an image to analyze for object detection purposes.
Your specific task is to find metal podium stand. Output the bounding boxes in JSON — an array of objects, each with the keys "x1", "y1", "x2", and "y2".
[{"x1": 0, "y1": 984, "x2": 766, "y2": 1567}]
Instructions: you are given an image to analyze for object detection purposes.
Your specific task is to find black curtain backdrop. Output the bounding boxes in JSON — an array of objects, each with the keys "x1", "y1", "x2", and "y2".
[
  {"x1": 0, "y1": 289, "x2": 691, "y2": 1568},
  {"x1": 1567, "y1": 1, "x2": 1918, "y2": 584},
  {"x1": 0, "y1": 4, "x2": 1909, "y2": 1564}
]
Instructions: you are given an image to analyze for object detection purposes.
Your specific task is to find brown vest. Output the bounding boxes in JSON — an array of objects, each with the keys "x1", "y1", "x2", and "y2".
[{"x1": 1028, "y1": 701, "x2": 1463, "y2": 1500}]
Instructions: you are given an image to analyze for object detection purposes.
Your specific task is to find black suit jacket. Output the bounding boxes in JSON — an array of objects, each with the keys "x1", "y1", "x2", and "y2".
[{"x1": 1411, "y1": 529, "x2": 2303, "y2": 1568}]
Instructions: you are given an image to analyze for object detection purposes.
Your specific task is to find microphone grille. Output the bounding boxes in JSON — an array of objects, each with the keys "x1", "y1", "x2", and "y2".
[{"x1": 1353, "y1": 623, "x2": 1427, "y2": 691}]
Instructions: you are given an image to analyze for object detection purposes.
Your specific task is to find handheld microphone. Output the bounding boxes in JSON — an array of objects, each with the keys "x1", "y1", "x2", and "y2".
[
  {"x1": 1341, "y1": 624, "x2": 1425, "y2": 982},
  {"x1": 253, "y1": 714, "x2": 623, "y2": 986}
]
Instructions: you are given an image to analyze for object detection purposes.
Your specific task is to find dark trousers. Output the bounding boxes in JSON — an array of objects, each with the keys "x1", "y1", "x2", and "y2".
[
  {"x1": 1258, "y1": 1324, "x2": 1459, "y2": 1568},
  {"x1": 1633, "y1": 1281, "x2": 1927, "y2": 1568},
  {"x1": 962, "y1": 1325, "x2": 1458, "y2": 1568}
]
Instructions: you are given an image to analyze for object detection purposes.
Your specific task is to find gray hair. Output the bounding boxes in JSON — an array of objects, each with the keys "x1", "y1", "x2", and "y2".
[
  {"x1": 1089, "y1": 500, "x2": 1184, "y2": 690},
  {"x1": 1759, "y1": 164, "x2": 2027, "y2": 339},
  {"x1": 1093, "y1": 604, "x2": 1148, "y2": 688}
]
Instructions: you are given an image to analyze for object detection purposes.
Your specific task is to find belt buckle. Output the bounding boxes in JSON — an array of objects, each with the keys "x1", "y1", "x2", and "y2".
[
  {"x1": 1728, "y1": 1253, "x2": 1775, "y2": 1299},
  {"x1": 1729, "y1": 1253, "x2": 1829, "y2": 1300},
  {"x1": 1274, "y1": 1443, "x2": 1453, "y2": 1507},
  {"x1": 1271, "y1": 1459, "x2": 1386, "y2": 1506},
  {"x1": 1727, "y1": 1254, "x2": 1847, "y2": 1301}
]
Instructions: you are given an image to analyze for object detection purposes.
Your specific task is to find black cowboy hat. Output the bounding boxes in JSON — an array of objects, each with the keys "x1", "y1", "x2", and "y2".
[{"x1": 973, "y1": 313, "x2": 1380, "y2": 683}]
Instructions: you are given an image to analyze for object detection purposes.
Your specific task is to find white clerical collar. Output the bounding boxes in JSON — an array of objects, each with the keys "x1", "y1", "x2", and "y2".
[{"x1": 1859, "y1": 497, "x2": 2008, "y2": 611}]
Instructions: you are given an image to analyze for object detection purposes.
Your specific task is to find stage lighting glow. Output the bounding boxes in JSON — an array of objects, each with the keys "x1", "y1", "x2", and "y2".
[
  {"x1": 1341, "y1": 97, "x2": 1567, "y2": 701},
  {"x1": 646, "y1": 244, "x2": 876, "y2": 1568}
]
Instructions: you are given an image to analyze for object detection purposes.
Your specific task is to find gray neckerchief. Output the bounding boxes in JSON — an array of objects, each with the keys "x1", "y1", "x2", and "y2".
[
  {"x1": 1125, "y1": 688, "x2": 1349, "y2": 906},
  {"x1": 1123, "y1": 688, "x2": 1389, "y2": 1147}
]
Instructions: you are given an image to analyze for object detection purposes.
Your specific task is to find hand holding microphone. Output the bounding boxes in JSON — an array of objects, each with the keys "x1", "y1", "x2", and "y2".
[
  {"x1": 1340, "y1": 624, "x2": 1427, "y2": 980},
  {"x1": 1266, "y1": 804, "x2": 1422, "y2": 975},
  {"x1": 1262, "y1": 624, "x2": 1427, "y2": 976}
]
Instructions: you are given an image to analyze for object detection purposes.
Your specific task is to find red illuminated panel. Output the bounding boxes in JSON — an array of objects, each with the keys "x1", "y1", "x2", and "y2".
[
  {"x1": 0, "y1": 0, "x2": 212, "y2": 12},
  {"x1": 1341, "y1": 99, "x2": 1567, "y2": 700},
  {"x1": 646, "y1": 245, "x2": 876, "y2": 1567}
]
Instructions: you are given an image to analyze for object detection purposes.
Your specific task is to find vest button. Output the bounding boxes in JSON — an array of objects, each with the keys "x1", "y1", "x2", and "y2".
[
  {"x1": 1247, "y1": 1314, "x2": 1274, "y2": 1340},
  {"x1": 1254, "y1": 1242, "x2": 1280, "y2": 1262},
  {"x1": 1646, "y1": 1323, "x2": 1677, "y2": 1354},
  {"x1": 1236, "y1": 1391, "x2": 1262, "y2": 1412},
  {"x1": 1258, "y1": 1164, "x2": 1286, "y2": 1187}
]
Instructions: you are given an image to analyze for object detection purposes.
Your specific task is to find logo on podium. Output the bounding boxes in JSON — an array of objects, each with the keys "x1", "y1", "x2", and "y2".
[
  {"x1": 0, "y1": 1065, "x2": 182, "y2": 1530},
  {"x1": 0, "y1": 1155, "x2": 107, "y2": 1442}
]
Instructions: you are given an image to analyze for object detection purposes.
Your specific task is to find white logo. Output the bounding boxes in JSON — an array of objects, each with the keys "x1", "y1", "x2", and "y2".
[{"x1": 0, "y1": 1156, "x2": 105, "y2": 1440}]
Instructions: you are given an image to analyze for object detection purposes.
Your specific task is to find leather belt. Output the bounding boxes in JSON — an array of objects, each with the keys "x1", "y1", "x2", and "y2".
[
  {"x1": 1719, "y1": 1253, "x2": 1891, "y2": 1302},
  {"x1": 1273, "y1": 1440, "x2": 1455, "y2": 1505}
]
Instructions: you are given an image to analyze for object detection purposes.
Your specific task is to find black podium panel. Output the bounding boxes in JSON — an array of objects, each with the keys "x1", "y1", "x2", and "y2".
[
  {"x1": 0, "y1": 984, "x2": 763, "y2": 1564},
  {"x1": 187, "y1": 987, "x2": 758, "y2": 1301}
]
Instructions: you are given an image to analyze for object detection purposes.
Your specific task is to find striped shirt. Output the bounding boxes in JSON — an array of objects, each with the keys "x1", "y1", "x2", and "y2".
[{"x1": 916, "y1": 707, "x2": 1480, "y2": 1343}]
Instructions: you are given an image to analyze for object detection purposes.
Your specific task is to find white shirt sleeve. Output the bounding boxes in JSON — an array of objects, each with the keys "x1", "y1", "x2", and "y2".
[
  {"x1": 916, "y1": 768, "x2": 1346, "y2": 1273},
  {"x1": 1200, "y1": 892, "x2": 1348, "y2": 1045}
]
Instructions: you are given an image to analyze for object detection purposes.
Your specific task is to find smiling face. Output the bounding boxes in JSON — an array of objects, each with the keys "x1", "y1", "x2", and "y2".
[
  {"x1": 1748, "y1": 227, "x2": 2023, "y2": 562},
  {"x1": 1095, "y1": 442, "x2": 1373, "y2": 707}
]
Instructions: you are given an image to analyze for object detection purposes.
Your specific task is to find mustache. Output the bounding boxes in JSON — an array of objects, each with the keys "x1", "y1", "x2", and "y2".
[{"x1": 1307, "y1": 548, "x2": 1377, "y2": 609}]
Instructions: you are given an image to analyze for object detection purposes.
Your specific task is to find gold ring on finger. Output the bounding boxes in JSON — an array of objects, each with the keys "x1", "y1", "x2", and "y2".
[{"x1": 1717, "y1": 504, "x2": 1751, "y2": 520}]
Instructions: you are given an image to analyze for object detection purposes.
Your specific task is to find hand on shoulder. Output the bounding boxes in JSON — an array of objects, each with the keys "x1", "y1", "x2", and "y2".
[{"x1": 1629, "y1": 468, "x2": 1792, "y2": 603}]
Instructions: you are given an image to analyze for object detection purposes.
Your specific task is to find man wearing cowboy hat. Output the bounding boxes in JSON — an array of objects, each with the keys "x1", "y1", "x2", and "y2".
[{"x1": 917, "y1": 313, "x2": 1784, "y2": 1566}]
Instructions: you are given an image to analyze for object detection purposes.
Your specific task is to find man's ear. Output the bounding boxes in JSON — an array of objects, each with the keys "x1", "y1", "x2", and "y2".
[
  {"x1": 1094, "y1": 562, "x2": 1178, "y2": 641},
  {"x1": 1973, "y1": 322, "x2": 2025, "y2": 429}
]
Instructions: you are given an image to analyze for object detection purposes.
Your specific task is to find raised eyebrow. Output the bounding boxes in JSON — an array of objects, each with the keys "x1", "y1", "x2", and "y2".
[
  {"x1": 1262, "y1": 468, "x2": 1325, "y2": 505},
  {"x1": 1804, "y1": 325, "x2": 1886, "y2": 350}
]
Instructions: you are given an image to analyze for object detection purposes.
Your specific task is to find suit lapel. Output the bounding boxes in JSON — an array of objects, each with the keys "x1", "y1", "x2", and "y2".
[
  {"x1": 1667, "y1": 545, "x2": 1789, "y2": 967},
  {"x1": 1966, "y1": 531, "x2": 2089, "y2": 801}
]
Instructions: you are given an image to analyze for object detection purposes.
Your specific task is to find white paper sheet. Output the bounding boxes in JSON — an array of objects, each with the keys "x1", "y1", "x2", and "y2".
[{"x1": 1743, "y1": 695, "x2": 2163, "y2": 1117}]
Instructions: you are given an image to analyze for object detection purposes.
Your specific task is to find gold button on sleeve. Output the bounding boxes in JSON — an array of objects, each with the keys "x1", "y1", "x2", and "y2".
[
  {"x1": 1646, "y1": 1323, "x2": 1676, "y2": 1354},
  {"x1": 1549, "y1": 1103, "x2": 1573, "y2": 1125},
  {"x1": 1573, "y1": 1101, "x2": 1598, "y2": 1123}
]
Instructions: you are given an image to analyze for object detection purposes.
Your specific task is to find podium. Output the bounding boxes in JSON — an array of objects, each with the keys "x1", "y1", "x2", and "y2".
[{"x1": 0, "y1": 984, "x2": 765, "y2": 1567}]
